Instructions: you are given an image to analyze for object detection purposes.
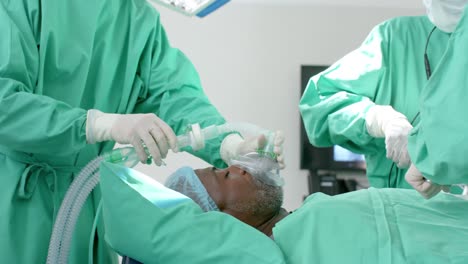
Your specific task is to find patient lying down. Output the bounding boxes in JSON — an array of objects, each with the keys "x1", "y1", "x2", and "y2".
[
  {"x1": 167, "y1": 165, "x2": 468, "y2": 264},
  {"x1": 125, "y1": 164, "x2": 468, "y2": 264},
  {"x1": 165, "y1": 165, "x2": 288, "y2": 237}
]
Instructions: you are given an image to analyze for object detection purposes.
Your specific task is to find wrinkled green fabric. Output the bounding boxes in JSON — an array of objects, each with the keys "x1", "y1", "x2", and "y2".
[
  {"x1": 299, "y1": 16, "x2": 451, "y2": 188},
  {"x1": 408, "y1": 5, "x2": 468, "y2": 185},
  {"x1": 274, "y1": 188, "x2": 468, "y2": 264},
  {"x1": 0, "y1": 0, "x2": 227, "y2": 263},
  {"x1": 99, "y1": 162, "x2": 286, "y2": 264}
]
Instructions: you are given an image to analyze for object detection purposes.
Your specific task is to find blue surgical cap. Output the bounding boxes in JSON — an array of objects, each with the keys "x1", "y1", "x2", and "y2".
[{"x1": 164, "y1": 166, "x2": 219, "y2": 212}]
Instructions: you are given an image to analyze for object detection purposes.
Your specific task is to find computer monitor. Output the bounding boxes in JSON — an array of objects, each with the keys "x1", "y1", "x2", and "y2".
[{"x1": 301, "y1": 144, "x2": 366, "y2": 171}]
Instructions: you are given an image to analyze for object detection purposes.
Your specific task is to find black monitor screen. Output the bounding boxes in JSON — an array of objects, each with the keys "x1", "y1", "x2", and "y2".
[{"x1": 300, "y1": 65, "x2": 366, "y2": 171}]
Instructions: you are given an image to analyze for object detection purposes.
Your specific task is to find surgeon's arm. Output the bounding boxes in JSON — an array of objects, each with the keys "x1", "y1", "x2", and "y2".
[
  {"x1": 299, "y1": 24, "x2": 389, "y2": 155},
  {"x1": 0, "y1": 2, "x2": 87, "y2": 155},
  {"x1": 132, "y1": 13, "x2": 227, "y2": 168}
]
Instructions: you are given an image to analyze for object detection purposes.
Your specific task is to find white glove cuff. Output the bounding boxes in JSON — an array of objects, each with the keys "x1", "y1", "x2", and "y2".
[
  {"x1": 86, "y1": 109, "x2": 120, "y2": 144},
  {"x1": 220, "y1": 133, "x2": 244, "y2": 164},
  {"x1": 365, "y1": 105, "x2": 407, "y2": 137}
]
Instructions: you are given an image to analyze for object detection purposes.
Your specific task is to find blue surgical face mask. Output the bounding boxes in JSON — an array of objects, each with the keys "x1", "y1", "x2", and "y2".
[{"x1": 164, "y1": 166, "x2": 219, "y2": 212}]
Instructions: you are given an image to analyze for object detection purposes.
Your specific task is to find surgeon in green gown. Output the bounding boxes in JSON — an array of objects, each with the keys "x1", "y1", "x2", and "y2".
[
  {"x1": 0, "y1": 0, "x2": 286, "y2": 263},
  {"x1": 299, "y1": 1, "x2": 460, "y2": 190},
  {"x1": 404, "y1": 1, "x2": 468, "y2": 199}
]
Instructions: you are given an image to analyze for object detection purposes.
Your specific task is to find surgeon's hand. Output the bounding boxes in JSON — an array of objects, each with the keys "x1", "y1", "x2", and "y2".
[
  {"x1": 220, "y1": 131, "x2": 285, "y2": 169},
  {"x1": 405, "y1": 163, "x2": 450, "y2": 199},
  {"x1": 365, "y1": 105, "x2": 412, "y2": 168},
  {"x1": 86, "y1": 109, "x2": 177, "y2": 165},
  {"x1": 273, "y1": 130, "x2": 285, "y2": 169}
]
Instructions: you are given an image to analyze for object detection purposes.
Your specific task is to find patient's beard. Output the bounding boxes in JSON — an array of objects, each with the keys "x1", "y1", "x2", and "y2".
[{"x1": 257, "y1": 208, "x2": 290, "y2": 238}]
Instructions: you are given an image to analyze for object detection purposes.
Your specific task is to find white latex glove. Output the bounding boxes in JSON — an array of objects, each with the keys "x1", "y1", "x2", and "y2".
[
  {"x1": 86, "y1": 109, "x2": 177, "y2": 165},
  {"x1": 220, "y1": 131, "x2": 285, "y2": 169},
  {"x1": 365, "y1": 105, "x2": 412, "y2": 168},
  {"x1": 405, "y1": 163, "x2": 450, "y2": 199},
  {"x1": 273, "y1": 130, "x2": 285, "y2": 169}
]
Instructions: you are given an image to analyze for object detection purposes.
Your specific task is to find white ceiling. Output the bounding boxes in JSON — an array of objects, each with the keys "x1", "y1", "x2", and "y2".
[{"x1": 233, "y1": 0, "x2": 423, "y2": 9}]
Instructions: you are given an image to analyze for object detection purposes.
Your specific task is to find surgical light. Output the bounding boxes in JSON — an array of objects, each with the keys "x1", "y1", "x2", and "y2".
[{"x1": 147, "y1": 0, "x2": 230, "y2": 17}]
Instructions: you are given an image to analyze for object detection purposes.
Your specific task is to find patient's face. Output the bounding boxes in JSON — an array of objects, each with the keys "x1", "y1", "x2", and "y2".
[{"x1": 194, "y1": 166, "x2": 257, "y2": 217}]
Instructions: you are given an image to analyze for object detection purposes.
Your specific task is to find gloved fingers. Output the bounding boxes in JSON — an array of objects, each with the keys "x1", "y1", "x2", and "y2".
[
  {"x1": 429, "y1": 185, "x2": 444, "y2": 199},
  {"x1": 384, "y1": 135, "x2": 396, "y2": 158},
  {"x1": 273, "y1": 130, "x2": 285, "y2": 146},
  {"x1": 148, "y1": 125, "x2": 169, "y2": 159},
  {"x1": 395, "y1": 150, "x2": 411, "y2": 168},
  {"x1": 273, "y1": 130, "x2": 284, "y2": 155},
  {"x1": 138, "y1": 131, "x2": 163, "y2": 166},
  {"x1": 385, "y1": 145, "x2": 395, "y2": 161},
  {"x1": 407, "y1": 175, "x2": 435, "y2": 199},
  {"x1": 276, "y1": 154, "x2": 286, "y2": 169},
  {"x1": 274, "y1": 145, "x2": 283, "y2": 157},
  {"x1": 418, "y1": 181, "x2": 440, "y2": 199},
  {"x1": 153, "y1": 117, "x2": 178, "y2": 152},
  {"x1": 130, "y1": 137, "x2": 150, "y2": 164},
  {"x1": 220, "y1": 133, "x2": 244, "y2": 164},
  {"x1": 441, "y1": 185, "x2": 451, "y2": 193},
  {"x1": 405, "y1": 164, "x2": 442, "y2": 199},
  {"x1": 405, "y1": 163, "x2": 419, "y2": 176},
  {"x1": 396, "y1": 160, "x2": 411, "y2": 169},
  {"x1": 384, "y1": 117, "x2": 412, "y2": 165},
  {"x1": 240, "y1": 134, "x2": 265, "y2": 154},
  {"x1": 273, "y1": 144, "x2": 285, "y2": 169},
  {"x1": 385, "y1": 147, "x2": 400, "y2": 167},
  {"x1": 385, "y1": 139, "x2": 410, "y2": 168},
  {"x1": 256, "y1": 134, "x2": 267, "y2": 150},
  {"x1": 405, "y1": 163, "x2": 426, "y2": 193}
]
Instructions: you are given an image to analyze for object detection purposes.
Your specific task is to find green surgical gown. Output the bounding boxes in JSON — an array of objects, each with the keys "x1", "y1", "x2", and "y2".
[
  {"x1": 299, "y1": 16, "x2": 450, "y2": 188},
  {"x1": 0, "y1": 0, "x2": 227, "y2": 263},
  {"x1": 274, "y1": 188, "x2": 468, "y2": 264},
  {"x1": 408, "y1": 6, "x2": 468, "y2": 185}
]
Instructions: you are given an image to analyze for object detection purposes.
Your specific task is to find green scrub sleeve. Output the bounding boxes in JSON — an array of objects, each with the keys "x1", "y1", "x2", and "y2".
[
  {"x1": 133, "y1": 14, "x2": 227, "y2": 168},
  {"x1": 299, "y1": 24, "x2": 389, "y2": 155},
  {"x1": 0, "y1": 2, "x2": 87, "y2": 155}
]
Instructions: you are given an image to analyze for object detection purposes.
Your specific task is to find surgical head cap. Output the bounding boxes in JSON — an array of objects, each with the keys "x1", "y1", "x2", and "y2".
[
  {"x1": 164, "y1": 166, "x2": 219, "y2": 212},
  {"x1": 230, "y1": 153, "x2": 284, "y2": 187}
]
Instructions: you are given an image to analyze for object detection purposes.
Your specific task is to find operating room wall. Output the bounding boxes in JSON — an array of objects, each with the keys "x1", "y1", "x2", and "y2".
[{"x1": 132, "y1": 2, "x2": 424, "y2": 211}]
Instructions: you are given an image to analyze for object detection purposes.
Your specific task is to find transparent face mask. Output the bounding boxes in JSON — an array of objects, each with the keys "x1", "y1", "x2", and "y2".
[{"x1": 230, "y1": 152, "x2": 284, "y2": 187}]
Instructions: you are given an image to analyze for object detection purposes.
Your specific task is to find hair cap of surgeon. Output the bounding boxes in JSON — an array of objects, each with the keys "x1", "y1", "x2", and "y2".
[{"x1": 164, "y1": 166, "x2": 219, "y2": 212}]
